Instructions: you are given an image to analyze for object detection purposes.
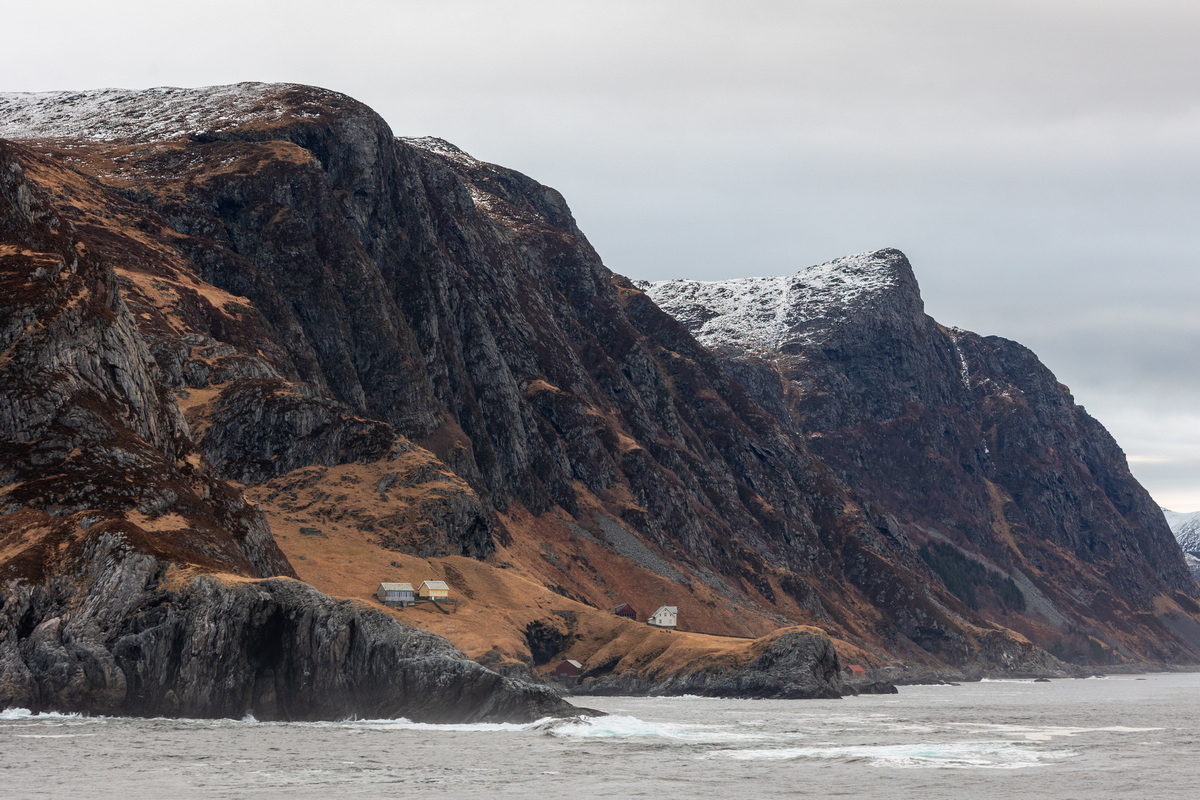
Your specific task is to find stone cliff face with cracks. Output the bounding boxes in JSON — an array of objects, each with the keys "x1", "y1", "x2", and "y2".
[
  {"x1": 0, "y1": 84, "x2": 1196, "y2": 716},
  {"x1": 646, "y1": 249, "x2": 1200, "y2": 664},
  {"x1": 0, "y1": 130, "x2": 569, "y2": 720}
]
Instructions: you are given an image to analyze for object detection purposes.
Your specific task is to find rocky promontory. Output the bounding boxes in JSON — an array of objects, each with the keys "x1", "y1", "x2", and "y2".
[
  {"x1": 0, "y1": 533, "x2": 570, "y2": 721},
  {"x1": 570, "y1": 628, "x2": 847, "y2": 699}
]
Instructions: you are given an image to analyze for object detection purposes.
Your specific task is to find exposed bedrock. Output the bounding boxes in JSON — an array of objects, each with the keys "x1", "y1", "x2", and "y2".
[
  {"x1": 0, "y1": 533, "x2": 571, "y2": 722},
  {"x1": 198, "y1": 378, "x2": 399, "y2": 484},
  {"x1": 572, "y1": 629, "x2": 847, "y2": 699}
]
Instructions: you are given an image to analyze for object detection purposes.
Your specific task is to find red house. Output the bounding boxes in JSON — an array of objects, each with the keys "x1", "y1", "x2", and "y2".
[
  {"x1": 844, "y1": 664, "x2": 865, "y2": 677},
  {"x1": 553, "y1": 659, "x2": 583, "y2": 677},
  {"x1": 613, "y1": 603, "x2": 638, "y2": 620}
]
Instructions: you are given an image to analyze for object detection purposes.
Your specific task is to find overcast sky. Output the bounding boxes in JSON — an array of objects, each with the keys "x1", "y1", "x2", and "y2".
[{"x1": 5, "y1": 1, "x2": 1198, "y2": 509}]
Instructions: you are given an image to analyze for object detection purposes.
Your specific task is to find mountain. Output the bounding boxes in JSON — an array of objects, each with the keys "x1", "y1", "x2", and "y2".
[
  {"x1": 1164, "y1": 508, "x2": 1200, "y2": 581},
  {"x1": 1, "y1": 84, "x2": 1196, "y2": 716},
  {"x1": 1164, "y1": 508, "x2": 1200, "y2": 553},
  {"x1": 645, "y1": 249, "x2": 1200, "y2": 663}
]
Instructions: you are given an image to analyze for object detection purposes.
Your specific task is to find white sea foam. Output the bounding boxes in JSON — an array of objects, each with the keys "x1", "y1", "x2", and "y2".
[
  {"x1": 945, "y1": 722, "x2": 1163, "y2": 742},
  {"x1": 1, "y1": 708, "x2": 85, "y2": 721},
  {"x1": 538, "y1": 714, "x2": 769, "y2": 743},
  {"x1": 13, "y1": 733, "x2": 99, "y2": 739},
  {"x1": 707, "y1": 741, "x2": 1079, "y2": 769},
  {"x1": 343, "y1": 717, "x2": 547, "y2": 733}
]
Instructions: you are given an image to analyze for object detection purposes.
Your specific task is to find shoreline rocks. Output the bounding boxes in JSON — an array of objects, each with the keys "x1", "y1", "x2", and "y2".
[{"x1": 0, "y1": 535, "x2": 573, "y2": 723}]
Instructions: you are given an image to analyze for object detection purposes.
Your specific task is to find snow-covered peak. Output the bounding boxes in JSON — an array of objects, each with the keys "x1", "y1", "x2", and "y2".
[
  {"x1": 0, "y1": 83, "x2": 339, "y2": 143},
  {"x1": 1163, "y1": 507, "x2": 1200, "y2": 556},
  {"x1": 642, "y1": 248, "x2": 916, "y2": 354},
  {"x1": 403, "y1": 136, "x2": 482, "y2": 166}
]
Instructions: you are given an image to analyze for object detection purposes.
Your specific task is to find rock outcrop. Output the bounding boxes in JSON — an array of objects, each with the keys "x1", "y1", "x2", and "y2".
[
  {"x1": 573, "y1": 628, "x2": 846, "y2": 699},
  {"x1": 0, "y1": 529, "x2": 570, "y2": 721}
]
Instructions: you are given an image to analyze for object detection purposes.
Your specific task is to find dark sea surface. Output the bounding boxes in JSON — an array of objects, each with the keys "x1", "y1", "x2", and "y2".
[{"x1": 2, "y1": 672, "x2": 1197, "y2": 799}]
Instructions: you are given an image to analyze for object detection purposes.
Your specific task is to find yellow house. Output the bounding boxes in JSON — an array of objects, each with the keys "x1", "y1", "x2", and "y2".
[{"x1": 418, "y1": 580, "x2": 450, "y2": 600}]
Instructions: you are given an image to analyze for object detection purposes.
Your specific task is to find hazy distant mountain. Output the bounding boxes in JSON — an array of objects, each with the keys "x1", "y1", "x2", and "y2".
[
  {"x1": 1163, "y1": 508, "x2": 1200, "y2": 552},
  {"x1": 1163, "y1": 508, "x2": 1200, "y2": 581}
]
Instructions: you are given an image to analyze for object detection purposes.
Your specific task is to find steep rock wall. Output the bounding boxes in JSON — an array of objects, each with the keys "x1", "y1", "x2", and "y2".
[
  {"x1": 647, "y1": 249, "x2": 1199, "y2": 662},
  {"x1": 0, "y1": 137, "x2": 568, "y2": 719}
]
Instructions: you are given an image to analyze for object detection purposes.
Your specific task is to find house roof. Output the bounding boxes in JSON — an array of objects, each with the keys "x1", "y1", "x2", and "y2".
[
  {"x1": 652, "y1": 605, "x2": 678, "y2": 615},
  {"x1": 421, "y1": 580, "x2": 450, "y2": 590},
  {"x1": 378, "y1": 582, "x2": 414, "y2": 591},
  {"x1": 613, "y1": 603, "x2": 637, "y2": 613},
  {"x1": 562, "y1": 659, "x2": 583, "y2": 669}
]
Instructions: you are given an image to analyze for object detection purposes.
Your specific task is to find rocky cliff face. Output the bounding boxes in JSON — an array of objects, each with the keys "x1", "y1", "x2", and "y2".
[
  {"x1": 1, "y1": 83, "x2": 1196, "y2": 716},
  {"x1": 2, "y1": 85, "x2": 889, "y2": 648},
  {"x1": 0, "y1": 129, "x2": 568, "y2": 720},
  {"x1": 646, "y1": 249, "x2": 1200, "y2": 662}
]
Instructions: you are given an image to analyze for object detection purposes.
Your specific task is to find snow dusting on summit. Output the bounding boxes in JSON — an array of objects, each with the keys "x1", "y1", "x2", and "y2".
[
  {"x1": 1165, "y1": 508, "x2": 1200, "y2": 581},
  {"x1": 0, "y1": 83, "x2": 323, "y2": 143},
  {"x1": 403, "y1": 137, "x2": 482, "y2": 166},
  {"x1": 642, "y1": 249, "x2": 911, "y2": 354},
  {"x1": 1164, "y1": 508, "x2": 1200, "y2": 554}
]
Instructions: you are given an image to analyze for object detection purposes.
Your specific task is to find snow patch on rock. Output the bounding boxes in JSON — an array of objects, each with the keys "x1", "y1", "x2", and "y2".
[
  {"x1": 642, "y1": 249, "x2": 911, "y2": 354},
  {"x1": 0, "y1": 83, "x2": 331, "y2": 143},
  {"x1": 1163, "y1": 507, "x2": 1200, "y2": 556},
  {"x1": 404, "y1": 136, "x2": 483, "y2": 166}
]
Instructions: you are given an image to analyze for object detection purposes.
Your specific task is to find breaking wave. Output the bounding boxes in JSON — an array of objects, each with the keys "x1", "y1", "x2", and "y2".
[
  {"x1": 535, "y1": 714, "x2": 769, "y2": 743},
  {"x1": 339, "y1": 718, "x2": 546, "y2": 733},
  {"x1": 706, "y1": 741, "x2": 1079, "y2": 769},
  {"x1": 1, "y1": 708, "x2": 86, "y2": 721}
]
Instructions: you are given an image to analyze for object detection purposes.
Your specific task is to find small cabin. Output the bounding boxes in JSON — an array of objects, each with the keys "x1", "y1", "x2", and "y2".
[
  {"x1": 418, "y1": 580, "x2": 450, "y2": 600},
  {"x1": 613, "y1": 603, "x2": 638, "y2": 620},
  {"x1": 844, "y1": 664, "x2": 865, "y2": 677},
  {"x1": 647, "y1": 605, "x2": 677, "y2": 630},
  {"x1": 376, "y1": 582, "x2": 414, "y2": 606},
  {"x1": 552, "y1": 659, "x2": 583, "y2": 677}
]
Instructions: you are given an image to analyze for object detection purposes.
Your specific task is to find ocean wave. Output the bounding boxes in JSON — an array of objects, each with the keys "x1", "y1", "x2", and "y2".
[
  {"x1": 13, "y1": 733, "x2": 100, "y2": 738},
  {"x1": 341, "y1": 717, "x2": 548, "y2": 733},
  {"x1": 537, "y1": 714, "x2": 770, "y2": 742},
  {"x1": 1, "y1": 708, "x2": 86, "y2": 721},
  {"x1": 944, "y1": 722, "x2": 1163, "y2": 741},
  {"x1": 706, "y1": 741, "x2": 1079, "y2": 769}
]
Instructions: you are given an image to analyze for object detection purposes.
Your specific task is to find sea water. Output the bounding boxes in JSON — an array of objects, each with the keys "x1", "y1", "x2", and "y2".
[{"x1": 2, "y1": 672, "x2": 1197, "y2": 799}]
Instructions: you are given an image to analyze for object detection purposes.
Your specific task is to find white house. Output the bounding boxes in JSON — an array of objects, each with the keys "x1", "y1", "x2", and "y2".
[
  {"x1": 647, "y1": 605, "x2": 677, "y2": 630},
  {"x1": 377, "y1": 582, "x2": 414, "y2": 606}
]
